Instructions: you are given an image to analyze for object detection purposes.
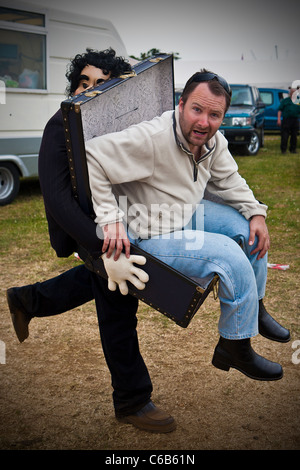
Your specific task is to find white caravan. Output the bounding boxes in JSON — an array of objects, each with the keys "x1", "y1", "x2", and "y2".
[{"x1": 0, "y1": 0, "x2": 128, "y2": 204}]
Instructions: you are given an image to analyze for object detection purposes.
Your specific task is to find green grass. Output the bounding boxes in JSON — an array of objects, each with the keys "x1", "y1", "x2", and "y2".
[
  {"x1": 232, "y1": 135, "x2": 300, "y2": 269},
  {"x1": 0, "y1": 179, "x2": 48, "y2": 257}
]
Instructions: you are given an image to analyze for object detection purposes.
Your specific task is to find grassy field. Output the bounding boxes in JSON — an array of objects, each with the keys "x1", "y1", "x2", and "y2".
[
  {"x1": 0, "y1": 133, "x2": 299, "y2": 451},
  {"x1": 233, "y1": 135, "x2": 300, "y2": 269}
]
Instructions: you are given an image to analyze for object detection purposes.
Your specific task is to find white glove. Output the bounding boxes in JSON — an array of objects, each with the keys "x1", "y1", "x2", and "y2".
[{"x1": 101, "y1": 251, "x2": 149, "y2": 295}]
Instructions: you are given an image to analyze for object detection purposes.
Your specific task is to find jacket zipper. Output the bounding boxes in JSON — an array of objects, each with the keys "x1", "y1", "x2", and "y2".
[
  {"x1": 178, "y1": 143, "x2": 198, "y2": 181},
  {"x1": 179, "y1": 143, "x2": 215, "y2": 182}
]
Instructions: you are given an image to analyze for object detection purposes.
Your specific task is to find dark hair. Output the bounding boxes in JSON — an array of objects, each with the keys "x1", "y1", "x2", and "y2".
[
  {"x1": 180, "y1": 68, "x2": 231, "y2": 112},
  {"x1": 65, "y1": 48, "x2": 132, "y2": 96}
]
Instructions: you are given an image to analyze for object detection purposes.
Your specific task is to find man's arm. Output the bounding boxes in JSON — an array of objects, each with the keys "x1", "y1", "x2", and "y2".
[
  {"x1": 209, "y1": 134, "x2": 269, "y2": 258},
  {"x1": 277, "y1": 110, "x2": 282, "y2": 127},
  {"x1": 86, "y1": 121, "x2": 156, "y2": 260},
  {"x1": 208, "y1": 134, "x2": 268, "y2": 220}
]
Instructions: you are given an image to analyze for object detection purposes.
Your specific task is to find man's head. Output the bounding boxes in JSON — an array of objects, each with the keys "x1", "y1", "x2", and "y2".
[
  {"x1": 178, "y1": 69, "x2": 231, "y2": 154},
  {"x1": 180, "y1": 69, "x2": 232, "y2": 112},
  {"x1": 65, "y1": 48, "x2": 132, "y2": 96}
]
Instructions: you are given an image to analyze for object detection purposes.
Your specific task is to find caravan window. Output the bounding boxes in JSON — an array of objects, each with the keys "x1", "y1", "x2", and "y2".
[{"x1": 0, "y1": 6, "x2": 47, "y2": 90}]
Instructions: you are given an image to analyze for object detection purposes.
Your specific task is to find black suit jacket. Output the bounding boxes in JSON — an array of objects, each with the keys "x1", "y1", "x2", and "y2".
[{"x1": 38, "y1": 110, "x2": 102, "y2": 259}]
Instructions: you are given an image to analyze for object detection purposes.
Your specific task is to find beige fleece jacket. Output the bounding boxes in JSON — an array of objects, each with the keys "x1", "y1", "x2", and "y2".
[{"x1": 86, "y1": 107, "x2": 267, "y2": 239}]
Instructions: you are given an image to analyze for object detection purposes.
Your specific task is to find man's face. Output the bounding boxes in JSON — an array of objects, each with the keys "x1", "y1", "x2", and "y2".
[
  {"x1": 74, "y1": 65, "x2": 111, "y2": 95},
  {"x1": 178, "y1": 82, "x2": 226, "y2": 154}
]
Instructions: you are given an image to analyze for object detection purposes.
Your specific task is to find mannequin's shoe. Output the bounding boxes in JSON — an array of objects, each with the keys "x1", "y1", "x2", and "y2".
[
  {"x1": 6, "y1": 288, "x2": 31, "y2": 343},
  {"x1": 117, "y1": 401, "x2": 176, "y2": 433}
]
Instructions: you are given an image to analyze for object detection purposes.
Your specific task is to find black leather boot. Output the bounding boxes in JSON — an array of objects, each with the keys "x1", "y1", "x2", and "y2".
[
  {"x1": 212, "y1": 336, "x2": 283, "y2": 381},
  {"x1": 259, "y1": 300, "x2": 290, "y2": 343},
  {"x1": 6, "y1": 288, "x2": 32, "y2": 343}
]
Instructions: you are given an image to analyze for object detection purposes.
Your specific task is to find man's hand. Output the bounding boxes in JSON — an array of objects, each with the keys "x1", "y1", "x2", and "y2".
[
  {"x1": 249, "y1": 215, "x2": 270, "y2": 259},
  {"x1": 101, "y1": 251, "x2": 149, "y2": 295},
  {"x1": 102, "y1": 222, "x2": 130, "y2": 260}
]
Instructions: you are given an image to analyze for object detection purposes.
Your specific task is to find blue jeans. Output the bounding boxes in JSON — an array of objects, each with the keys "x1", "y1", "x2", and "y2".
[{"x1": 131, "y1": 199, "x2": 267, "y2": 340}]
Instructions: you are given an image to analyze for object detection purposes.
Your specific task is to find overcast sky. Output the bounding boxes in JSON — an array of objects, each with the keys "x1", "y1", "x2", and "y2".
[{"x1": 34, "y1": 0, "x2": 299, "y2": 63}]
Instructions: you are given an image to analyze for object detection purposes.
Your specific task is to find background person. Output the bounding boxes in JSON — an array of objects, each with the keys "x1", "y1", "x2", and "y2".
[{"x1": 277, "y1": 79, "x2": 300, "y2": 154}]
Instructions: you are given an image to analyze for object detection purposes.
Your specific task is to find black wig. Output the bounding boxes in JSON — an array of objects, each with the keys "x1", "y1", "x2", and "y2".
[{"x1": 65, "y1": 48, "x2": 132, "y2": 96}]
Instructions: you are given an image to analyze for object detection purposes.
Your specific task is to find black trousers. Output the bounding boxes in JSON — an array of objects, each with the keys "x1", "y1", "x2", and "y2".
[
  {"x1": 13, "y1": 264, "x2": 152, "y2": 417},
  {"x1": 281, "y1": 117, "x2": 299, "y2": 152}
]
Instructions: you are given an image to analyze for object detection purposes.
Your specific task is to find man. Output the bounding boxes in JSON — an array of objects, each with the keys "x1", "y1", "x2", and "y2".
[
  {"x1": 86, "y1": 70, "x2": 290, "y2": 382},
  {"x1": 277, "y1": 80, "x2": 300, "y2": 153},
  {"x1": 7, "y1": 48, "x2": 176, "y2": 433}
]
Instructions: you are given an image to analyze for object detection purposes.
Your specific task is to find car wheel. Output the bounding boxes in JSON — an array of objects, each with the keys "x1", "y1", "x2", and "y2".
[
  {"x1": 243, "y1": 131, "x2": 260, "y2": 155},
  {"x1": 0, "y1": 162, "x2": 20, "y2": 205}
]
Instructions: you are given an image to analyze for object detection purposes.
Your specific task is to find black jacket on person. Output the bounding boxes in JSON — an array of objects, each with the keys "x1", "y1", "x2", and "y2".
[{"x1": 38, "y1": 109, "x2": 102, "y2": 259}]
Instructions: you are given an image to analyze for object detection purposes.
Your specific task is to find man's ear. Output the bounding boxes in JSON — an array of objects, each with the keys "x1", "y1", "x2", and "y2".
[{"x1": 178, "y1": 97, "x2": 184, "y2": 112}]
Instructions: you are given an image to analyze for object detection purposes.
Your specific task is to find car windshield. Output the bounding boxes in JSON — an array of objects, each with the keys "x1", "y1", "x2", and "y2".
[{"x1": 230, "y1": 86, "x2": 253, "y2": 106}]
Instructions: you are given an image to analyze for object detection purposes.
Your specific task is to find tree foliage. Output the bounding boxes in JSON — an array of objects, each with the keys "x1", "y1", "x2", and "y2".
[{"x1": 129, "y1": 48, "x2": 180, "y2": 61}]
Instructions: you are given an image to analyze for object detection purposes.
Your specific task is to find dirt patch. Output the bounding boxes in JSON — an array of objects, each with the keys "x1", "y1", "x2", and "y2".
[{"x1": 0, "y1": 255, "x2": 299, "y2": 451}]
